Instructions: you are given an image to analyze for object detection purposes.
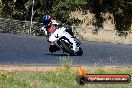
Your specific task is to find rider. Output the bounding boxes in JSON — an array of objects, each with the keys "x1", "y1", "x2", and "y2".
[{"x1": 40, "y1": 15, "x2": 78, "y2": 53}]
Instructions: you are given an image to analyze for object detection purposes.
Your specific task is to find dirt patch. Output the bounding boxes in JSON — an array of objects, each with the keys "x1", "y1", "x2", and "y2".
[
  {"x1": 75, "y1": 27, "x2": 132, "y2": 44},
  {"x1": 71, "y1": 11, "x2": 132, "y2": 44},
  {"x1": 0, "y1": 65, "x2": 58, "y2": 72}
]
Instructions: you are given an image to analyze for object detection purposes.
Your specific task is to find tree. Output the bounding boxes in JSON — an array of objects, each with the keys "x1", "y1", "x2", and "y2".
[
  {"x1": 0, "y1": 0, "x2": 87, "y2": 24},
  {"x1": 0, "y1": 0, "x2": 131, "y2": 32},
  {"x1": 88, "y1": 0, "x2": 132, "y2": 31},
  {"x1": 1, "y1": 0, "x2": 14, "y2": 18},
  {"x1": 13, "y1": 0, "x2": 28, "y2": 20},
  {"x1": 113, "y1": 0, "x2": 132, "y2": 31},
  {"x1": 52, "y1": 0, "x2": 87, "y2": 24}
]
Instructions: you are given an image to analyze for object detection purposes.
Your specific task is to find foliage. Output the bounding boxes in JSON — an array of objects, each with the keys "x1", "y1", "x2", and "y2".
[
  {"x1": 0, "y1": 0, "x2": 87, "y2": 24},
  {"x1": 87, "y1": 0, "x2": 132, "y2": 31},
  {"x1": 0, "y1": 0, "x2": 131, "y2": 31},
  {"x1": 59, "y1": 56, "x2": 74, "y2": 73},
  {"x1": 51, "y1": 0, "x2": 87, "y2": 24},
  {"x1": 113, "y1": 0, "x2": 132, "y2": 31}
]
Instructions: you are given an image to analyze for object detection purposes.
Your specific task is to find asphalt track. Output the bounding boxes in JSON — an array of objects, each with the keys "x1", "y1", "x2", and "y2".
[{"x1": 0, "y1": 33, "x2": 132, "y2": 66}]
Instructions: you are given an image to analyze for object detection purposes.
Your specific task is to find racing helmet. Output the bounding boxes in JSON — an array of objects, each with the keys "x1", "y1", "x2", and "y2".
[{"x1": 42, "y1": 15, "x2": 52, "y2": 28}]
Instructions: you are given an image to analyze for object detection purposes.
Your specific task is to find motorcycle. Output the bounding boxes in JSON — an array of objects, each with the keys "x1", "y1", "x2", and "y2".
[{"x1": 48, "y1": 24, "x2": 83, "y2": 56}]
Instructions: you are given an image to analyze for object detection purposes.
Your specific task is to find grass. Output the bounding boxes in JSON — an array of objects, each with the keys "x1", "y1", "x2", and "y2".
[{"x1": 0, "y1": 57, "x2": 132, "y2": 88}]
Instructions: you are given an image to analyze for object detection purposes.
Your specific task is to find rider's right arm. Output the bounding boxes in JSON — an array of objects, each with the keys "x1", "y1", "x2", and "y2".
[{"x1": 40, "y1": 26, "x2": 48, "y2": 36}]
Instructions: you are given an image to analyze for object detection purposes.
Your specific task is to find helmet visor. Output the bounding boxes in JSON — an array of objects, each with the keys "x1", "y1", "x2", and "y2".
[{"x1": 43, "y1": 20, "x2": 51, "y2": 25}]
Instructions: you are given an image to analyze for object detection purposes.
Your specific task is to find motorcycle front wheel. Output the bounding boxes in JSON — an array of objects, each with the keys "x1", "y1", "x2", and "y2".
[
  {"x1": 60, "y1": 40, "x2": 83, "y2": 56},
  {"x1": 60, "y1": 40, "x2": 75, "y2": 55}
]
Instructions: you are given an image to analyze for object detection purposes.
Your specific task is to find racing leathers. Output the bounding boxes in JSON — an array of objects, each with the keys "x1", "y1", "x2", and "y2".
[{"x1": 40, "y1": 22, "x2": 78, "y2": 53}]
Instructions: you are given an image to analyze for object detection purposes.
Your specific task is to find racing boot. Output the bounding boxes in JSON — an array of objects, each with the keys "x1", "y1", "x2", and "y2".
[{"x1": 49, "y1": 45, "x2": 60, "y2": 53}]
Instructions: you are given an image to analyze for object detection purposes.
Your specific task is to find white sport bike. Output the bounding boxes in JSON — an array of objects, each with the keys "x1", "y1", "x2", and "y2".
[{"x1": 48, "y1": 25, "x2": 83, "y2": 56}]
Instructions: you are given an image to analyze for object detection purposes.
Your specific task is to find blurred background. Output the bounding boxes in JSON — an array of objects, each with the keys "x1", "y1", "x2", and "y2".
[{"x1": 0, "y1": 0, "x2": 132, "y2": 44}]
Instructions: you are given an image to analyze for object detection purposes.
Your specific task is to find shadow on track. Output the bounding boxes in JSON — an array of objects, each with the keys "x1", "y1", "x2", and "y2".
[
  {"x1": 45, "y1": 53, "x2": 69, "y2": 56},
  {"x1": 44, "y1": 53, "x2": 83, "y2": 57}
]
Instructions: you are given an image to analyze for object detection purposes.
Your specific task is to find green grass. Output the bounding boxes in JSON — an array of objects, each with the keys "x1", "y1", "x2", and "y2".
[
  {"x1": 0, "y1": 57, "x2": 131, "y2": 88},
  {"x1": 0, "y1": 66, "x2": 132, "y2": 88}
]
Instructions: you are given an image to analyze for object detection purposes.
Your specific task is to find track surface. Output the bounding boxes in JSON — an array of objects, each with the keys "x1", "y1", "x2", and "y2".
[{"x1": 0, "y1": 33, "x2": 132, "y2": 66}]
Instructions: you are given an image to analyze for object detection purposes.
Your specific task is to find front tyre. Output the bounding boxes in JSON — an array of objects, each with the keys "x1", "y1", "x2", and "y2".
[{"x1": 60, "y1": 40, "x2": 75, "y2": 55}]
